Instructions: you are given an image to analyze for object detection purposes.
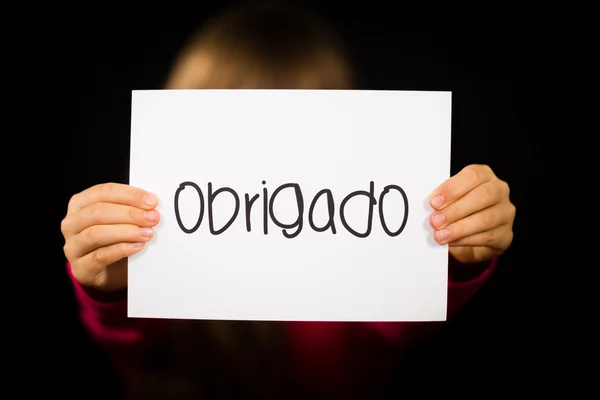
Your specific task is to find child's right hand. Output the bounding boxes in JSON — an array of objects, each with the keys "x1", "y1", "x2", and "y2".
[{"x1": 61, "y1": 183, "x2": 160, "y2": 293}]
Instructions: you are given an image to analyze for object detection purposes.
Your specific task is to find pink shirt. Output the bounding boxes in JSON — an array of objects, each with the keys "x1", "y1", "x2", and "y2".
[{"x1": 68, "y1": 258, "x2": 496, "y2": 396}]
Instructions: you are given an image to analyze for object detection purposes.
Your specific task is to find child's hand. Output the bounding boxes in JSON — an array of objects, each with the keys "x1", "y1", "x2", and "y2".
[
  {"x1": 428, "y1": 165, "x2": 515, "y2": 264},
  {"x1": 61, "y1": 183, "x2": 160, "y2": 292}
]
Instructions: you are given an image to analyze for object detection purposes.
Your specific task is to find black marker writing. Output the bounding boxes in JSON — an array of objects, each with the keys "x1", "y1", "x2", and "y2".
[
  {"x1": 378, "y1": 185, "x2": 409, "y2": 236},
  {"x1": 262, "y1": 180, "x2": 268, "y2": 235},
  {"x1": 244, "y1": 193, "x2": 259, "y2": 232},
  {"x1": 339, "y1": 181, "x2": 377, "y2": 238},
  {"x1": 208, "y1": 182, "x2": 240, "y2": 235},
  {"x1": 308, "y1": 189, "x2": 336, "y2": 234},
  {"x1": 174, "y1": 181, "x2": 204, "y2": 234},
  {"x1": 173, "y1": 181, "x2": 409, "y2": 238},
  {"x1": 268, "y1": 183, "x2": 304, "y2": 238}
]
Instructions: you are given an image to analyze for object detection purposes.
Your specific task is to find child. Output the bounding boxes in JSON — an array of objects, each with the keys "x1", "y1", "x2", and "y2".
[{"x1": 62, "y1": 2, "x2": 515, "y2": 398}]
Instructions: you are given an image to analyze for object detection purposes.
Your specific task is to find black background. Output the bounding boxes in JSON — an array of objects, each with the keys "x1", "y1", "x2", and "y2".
[{"x1": 26, "y1": 1, "x2": 584, "y2": 395}]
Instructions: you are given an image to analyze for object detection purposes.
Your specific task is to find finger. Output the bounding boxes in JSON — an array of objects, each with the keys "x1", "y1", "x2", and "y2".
[
  {"x1": 449, "y1": 227, "x2": 514, "y2": 251},
  {"x1": 429, "y1": 164, "x2": 494, "y2": 211},
  {"x1": 62, "y1": 202, "x2": 161, "y2": 236},
  {"x1": 429, "y1": 181, "x2": 503, "y2": 230},
  {"x1": 66, "y1": 224, "x2": 154, "y2": 259},
  {"x1": 74, "y1": 243, "x2": 143, "y2": 283},
  {"x1": 433, "y1": 202, "x2": 512, "y2": 245},
  {"x1": 67, "y1": 183, "x2": 158, "y2": 215},
  {"x1": 449, "y1": 244, "x2": 503, "y2": 265}
]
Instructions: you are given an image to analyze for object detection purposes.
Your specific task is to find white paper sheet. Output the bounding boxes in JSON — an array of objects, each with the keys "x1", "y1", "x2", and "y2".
[{"x1": 129, "y1": 89, "x2": 451, "y2": 321}]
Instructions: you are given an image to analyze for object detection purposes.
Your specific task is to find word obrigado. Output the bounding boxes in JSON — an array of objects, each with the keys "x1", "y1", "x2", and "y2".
[{"x1": 174, "y1": 181, "x2": 409, "y2": 238}]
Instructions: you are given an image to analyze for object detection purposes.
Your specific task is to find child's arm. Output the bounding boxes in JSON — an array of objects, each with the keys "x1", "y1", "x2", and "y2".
[
  {"x1": 365, "y1": 258, "x2": 496, "y2": 346},
  {"x1": 70, "y1": 257, "x2": 495, "y2": 350},
  {"x1": 67, "y1": 262, "x2": 166, "y2": 380},
  {"x1": 363, "y1": 162, "x2": 516, "y2": 345}
]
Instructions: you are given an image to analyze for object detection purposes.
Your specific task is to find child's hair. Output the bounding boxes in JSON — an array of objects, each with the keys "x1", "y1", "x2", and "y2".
[
  {"x1": 129, "y1": 4, "x2": 354, "y2": 398},
  {"x1": 165, "y1": 1, "x2": 354, "y2": 90}
]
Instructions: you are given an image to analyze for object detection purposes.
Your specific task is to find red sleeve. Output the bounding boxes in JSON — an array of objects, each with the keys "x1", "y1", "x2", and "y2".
[
  {"x1": 365, "y1": 257, "x2": 497, "y2": 347},
  {"x1": 66, "y1": 262, "x2": 166, "y2": 379},
  {"x1": 68, "y1": 257, "x2": 495, "y2": 393},
  {"x1": 69, "y1": 258, "x2": 495, "y2": 350},
  {"x1": 288, "y1": 259, "x2": 497, "y2": 395}
]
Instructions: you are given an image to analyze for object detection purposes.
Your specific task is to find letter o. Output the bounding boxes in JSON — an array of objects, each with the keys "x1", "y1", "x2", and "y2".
[
  {"x1": 378, "y1": 185, "x2": 409, "y2": 237},
  {"x1": 174, "y1": 181, "x2": 205, "y2": 234}
]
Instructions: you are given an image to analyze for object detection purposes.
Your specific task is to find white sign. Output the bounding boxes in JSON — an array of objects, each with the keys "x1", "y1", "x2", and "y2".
[{"x1": 129, "y1": 89, "x2": 451, "y2": 322}]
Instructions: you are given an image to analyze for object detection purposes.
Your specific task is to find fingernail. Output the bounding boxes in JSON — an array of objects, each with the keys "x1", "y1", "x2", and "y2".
[
  {"x1": 436, "y1": 229, "x2": 450, "y2": 242},
  {"x1": 431, "y1": 194, "x2": 445, "y2": 209},
  {"x1": 432, "y1": 213, "x2": 446, "y2": 228},
  {"x1": 144, "y1": 210, "x2": 159, "y2": 222},
  {"x1": 140, "y1": 227, "x2": 154, "y2": 238},
  {"x1": 144, "y1": 193, "x2": 158, "y2": 206}
]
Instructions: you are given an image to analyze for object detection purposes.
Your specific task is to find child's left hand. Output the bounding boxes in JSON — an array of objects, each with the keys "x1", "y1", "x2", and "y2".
[{"x1": 429, "y1": 164, "x2": 516, "y2": 264}]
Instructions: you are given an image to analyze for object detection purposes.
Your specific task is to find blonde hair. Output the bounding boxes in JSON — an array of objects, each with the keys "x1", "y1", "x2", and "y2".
[
  {"x1": 129, "y1": 4, "x2": 355, "y2": 398},
  {"x1": 165, "y1": 1, "x2": 354, "y2": 90}
]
